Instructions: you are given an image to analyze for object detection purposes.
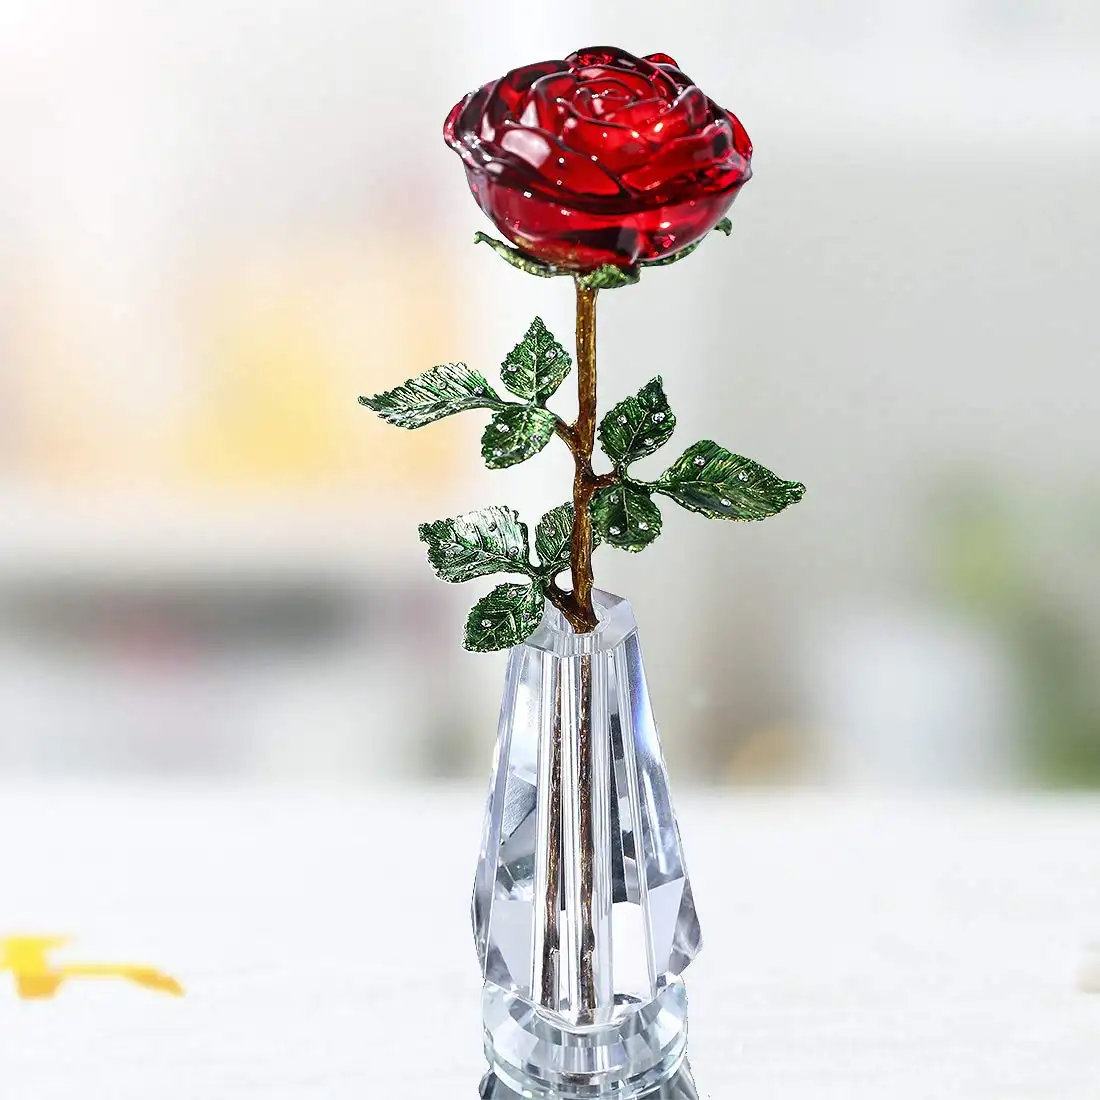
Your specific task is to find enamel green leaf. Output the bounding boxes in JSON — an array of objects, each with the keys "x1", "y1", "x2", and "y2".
[
  {"x1": 576, "y1": 264, "x2": 640, "y2": 290},
  {"x1": 473, "y1": 232, "x2": 559, "y2": 278},
  {"x1": 656, "y1": 440, "x2": 806, "y2": 520},
  {"x1": 598, "y1": 377, "x2": 676, "y2": 468},
  {"x1": 533, "y1": 502, "x2": 574, "y2": 578},
  {"x1": 463, "y1": 582, "x2": 544, "y2": 652},
  {"x1": 418, "y1": 505, "x2": 531, "y2": 584},
  {"x1": 501, "y1": 317, "x2": 572, "y2": 402},
  {"x1": 590, "y1": 484, "x2": 662, "y2": 552},
  {"x1": 359, "y1": 362, "x2": 500, "y2": 429},
  {"x1": 481, "y1": 405, "x2": 557, "y2": 470}
]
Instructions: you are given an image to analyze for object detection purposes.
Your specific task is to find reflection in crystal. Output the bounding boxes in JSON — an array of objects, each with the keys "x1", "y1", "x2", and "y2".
[{"x1": 479, "y1": 1060, "x2": 701, "y2": 1099}]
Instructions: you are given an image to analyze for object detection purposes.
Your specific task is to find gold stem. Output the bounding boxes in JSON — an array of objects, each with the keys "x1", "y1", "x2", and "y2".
[{"x1": 553, "y1": 279, "x2": 600, "y2": 633}]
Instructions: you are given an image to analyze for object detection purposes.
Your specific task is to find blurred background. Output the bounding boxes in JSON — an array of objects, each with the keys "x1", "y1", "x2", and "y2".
[{"x1": 1, "y1": 0, "x2": 1098, "y2": 791}]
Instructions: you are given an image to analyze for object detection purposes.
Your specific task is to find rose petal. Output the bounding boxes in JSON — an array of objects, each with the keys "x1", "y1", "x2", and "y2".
[
  {"x1": 482, "y1": 78, "x2": 521, "y2": 134},
  {"x1": 653, "y1": 86, "x2": 710, "y2": 134},
  {"x1": 443, "y1": 91, "x2": 474, "y2": 148},
  {"x1": 630, "y1": 88, "x2": 709, "y2": 144},
  {"x1": 522, "y1": 71, "x2": 578, "y2": 132},
  {"x1": 643, "y1": 52, "x2": 679, "y2": 67},
  {"x1": 647, "y1": 61, "x2": 696, "y2": 92},
  {"x1": 555, "y1": 104, "x2": 658, "y2": 174},
  {"x1": 619, "y1": 120, "x2": 738, "y2": 192},
  {"x1": 600, "y1": 97, "x2": 667, "y2": 129},
  {"x1": 499, "y1": 126, "x2": 555, "y2": 170},
  {"x1": 496, "y1": 60, "x2": 570, "y2": 113},
  {"x1": 499, "y1": 125, "x2": 624, "y2": 196},
  {"x1": 444, "y1": 82, "x2": 500, "y2": 154},
  {"x1": 725, "y1": 108, "x2": 753, "y2": 158},
  {"x1": 572, "y1": 67, "x2": 653, "y2": 100},
  {"x1": 579, "y1": 83, "x2": 632, "y2": 110},
  {"x1": 566, "y1": 46, "x2": 652, "y2": 73}
]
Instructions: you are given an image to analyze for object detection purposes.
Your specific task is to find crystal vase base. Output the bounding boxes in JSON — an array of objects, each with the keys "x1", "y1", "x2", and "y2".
[
  {"x1": 483, "y1": 980, "x2": 688, "y2": 1099},
  {"x1": 474, "y1": 591, "x2": 701, "y2": 1099}
]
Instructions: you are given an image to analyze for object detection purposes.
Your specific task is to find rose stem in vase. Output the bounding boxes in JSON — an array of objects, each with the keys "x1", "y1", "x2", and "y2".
[{"x1": 541, "y1": 278, "x2": 608, "y2": 1016}]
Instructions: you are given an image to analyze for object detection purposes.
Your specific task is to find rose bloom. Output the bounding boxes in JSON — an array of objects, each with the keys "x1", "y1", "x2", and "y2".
[{"x1": 444, "y1": 46, "x2": 752, "y2": 272}]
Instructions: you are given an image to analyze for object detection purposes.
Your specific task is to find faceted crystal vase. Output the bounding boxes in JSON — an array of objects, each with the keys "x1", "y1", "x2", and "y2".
[{"x1": 474, "y1": 591, "x2": 701, "y2": 1098}]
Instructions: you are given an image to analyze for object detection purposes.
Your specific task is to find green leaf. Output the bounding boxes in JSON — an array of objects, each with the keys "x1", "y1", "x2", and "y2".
[
  {"x1": 534, "y1": 502, "x2": 574, "y2": 574},
  {"x1": 715, "y1": 217, "x2": 733, "y2": 236},
  {"x1": 590, "y1": 484, "x2": 662, "y2": 552},
  {"x1": 656, "y1": 440, "x2": 806, "y2": 520},
  {"x1": 598, "y1": 377, "x2": 676, "y2": 468},
  {"x1": 464, "y1": 583, "x2": 545, "y2": 652},
  {"x1": 576, "y1": 264, "x2": 640, "y2": 290},
  {"x1": 418, "y1": 505, "x2": 531, "y2": 584},
  {"x1": 501, "y1": 317, "x2": 572, "y2": 401},
  {"x1": 359, "y1": 362, "x2": 500, "y2": 429},
  {"x1": 481, "y1": 405, "x2": 557, "y2": 470},
  {"x1": 474, "y1": 232, "x2": 559, "y2": 278},
  {"x1": 534, "y1": 502, "x2": 602, "y2": 579}
]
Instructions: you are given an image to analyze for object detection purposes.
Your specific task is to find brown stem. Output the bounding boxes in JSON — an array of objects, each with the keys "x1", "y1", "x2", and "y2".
[
  {"x1": 543, "y1": 282, "x2": 603, "y2": 1018},
  {"x1": 576, "y1": 653, "x2": 596, "y2": 1014},
  {"x1": 540, "y1": 674, "x2": 563, "y2": 1009},
  {"x1": 556, "y1": 279, "x2": 601, "y2": 634}
]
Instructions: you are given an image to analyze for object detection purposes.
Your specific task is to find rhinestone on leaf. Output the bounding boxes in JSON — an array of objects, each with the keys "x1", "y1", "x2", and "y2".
[
  {"x1": 493, "y1": 448, "x2": 504, "y2": 457},
  {"x1": 638, "y1": 521, "x2": 649, "y2": 530},
  {"x1": 720, "y1": 498, "x2": 731, "y2": 506},
  {"x1": 618, "y1": 415, "x2": 628, "y2": 424},
  {"x1": 738, "y1": 471, "x2": 749, "y2": 480},
  {"x1": 694, "y1": 456, "x2": 706, "y2": 466},
  {"x1": 481, "y1": 619, "x2": 491, "y2": 627},
  {"x1": 644, "y1": 437, "x2": 654, "y2": 445},
  {"x1": 609, "y1": 525, "x2": 622, "y2": 535},
  {"x1": 497, "y1": 423, "x2": 509, "y2": 432},
  {"x1": 652, "y1": 412, "x2": 666, "y2": 422}
]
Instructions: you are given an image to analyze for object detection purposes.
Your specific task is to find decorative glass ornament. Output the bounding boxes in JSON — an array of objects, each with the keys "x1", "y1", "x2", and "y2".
[{"x1": 474, "y1": 592, "x2": 700, "y2": 1098}]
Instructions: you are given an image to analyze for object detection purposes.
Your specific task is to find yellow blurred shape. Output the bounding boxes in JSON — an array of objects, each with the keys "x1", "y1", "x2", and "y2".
[
  {"x1": 0, "y1": 936, "x2": 183, "y2": 1000},
  {"x1": 180, "y1": 238, "x2": 466, "y2": 490},
  {"x1": 725, "y1": 726, "x2": 812, "y2": 784}
]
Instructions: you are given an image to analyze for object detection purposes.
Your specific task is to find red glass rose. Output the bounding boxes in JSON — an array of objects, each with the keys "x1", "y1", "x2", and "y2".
[{"x1": 444, "y1": 47, "x2": 752, "y2": 272}]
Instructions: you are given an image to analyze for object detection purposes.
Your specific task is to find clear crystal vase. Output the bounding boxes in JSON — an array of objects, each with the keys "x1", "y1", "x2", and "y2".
[{"x1": 473, "y1": 591, "x2": 701, "y2": 1099}]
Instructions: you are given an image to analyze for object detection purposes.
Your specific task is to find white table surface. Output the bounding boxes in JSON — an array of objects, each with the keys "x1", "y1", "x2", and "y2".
[{"x1": 0, "y1": 784, "x2": 1098, "y2": 1099}]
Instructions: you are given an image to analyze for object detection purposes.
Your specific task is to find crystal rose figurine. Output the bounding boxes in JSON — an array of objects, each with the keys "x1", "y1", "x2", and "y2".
[
  {"x1": 444, "y1": 47, "x2": 753, "y2": 271},
  {"x1": 360, "y1": 47, "x2": 804, "y2": 1099}
]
